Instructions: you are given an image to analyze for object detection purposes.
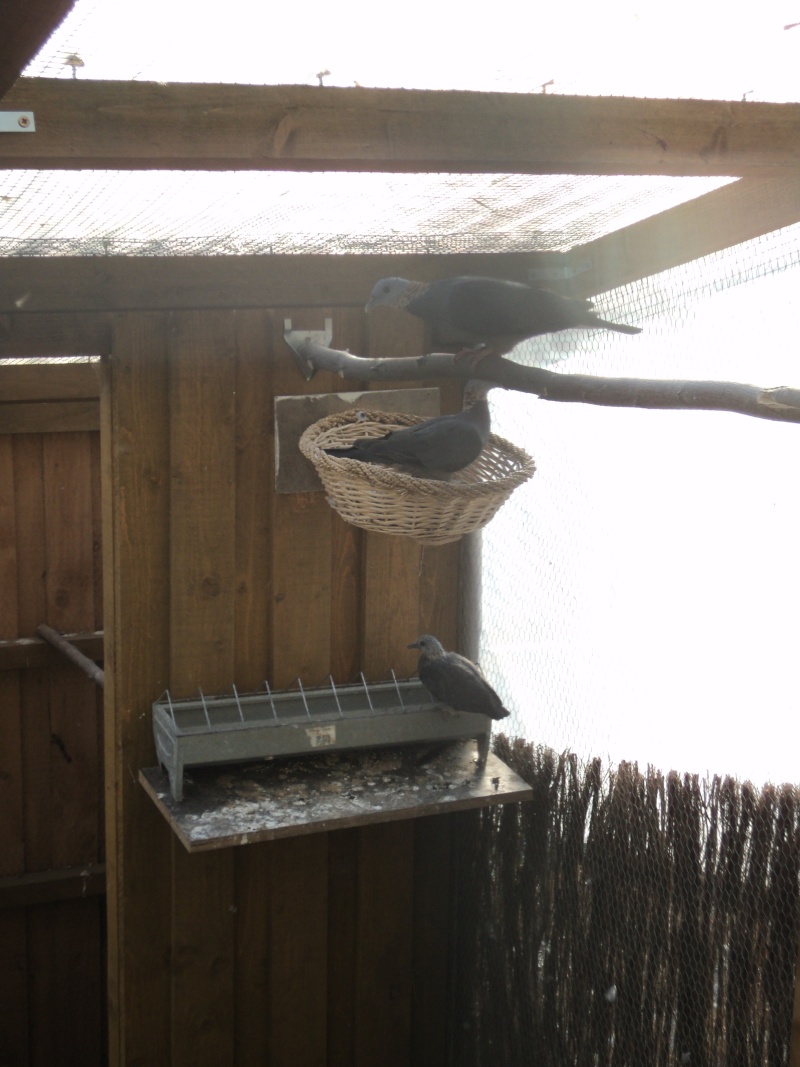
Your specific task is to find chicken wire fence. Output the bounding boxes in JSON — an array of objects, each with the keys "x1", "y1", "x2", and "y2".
[{"x1": 457, "y1": 220, "x2": 800, "y2": 1066}]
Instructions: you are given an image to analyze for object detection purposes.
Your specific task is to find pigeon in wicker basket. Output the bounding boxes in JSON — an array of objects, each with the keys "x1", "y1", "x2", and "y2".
[
  {"x1": 366, "y1": 275, "x2": 641, "y2": 360},
  {"x1": 408, "y1": 634, "x2": 509, "y2": 769},
  {"x1": 323, "y1": 381, "x2": 492, "y2": 480}
]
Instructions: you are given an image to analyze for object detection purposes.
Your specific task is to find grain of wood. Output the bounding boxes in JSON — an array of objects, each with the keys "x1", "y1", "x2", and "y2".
[
  {"x1": 5, "y1": 80, "x2": 800, "y2": 176},
  {"x1": 355, "y1": 822, "x2": 415, "y2": 1067},
  {"x1": 0, "y1": 400, "x2": 100, "y2": 433},
  {"x1": 103, "y1": 313, "x2": 173, "y2": 1065},
  {"x1": 233, "y1": 310, "x2": 274, "y2": 689},
  {"x1": 42, "y1": 432, "x2": 94, "y2": 631},
  {"x1": 266, "y1": 835, "x2": 329, "y2": 1067},
  {"x1": 168, "y1": 310, "x2": 238, "y2": 1065},
  {"x1": 0, "y1": 363, "x2": 100, "y2": 402}
]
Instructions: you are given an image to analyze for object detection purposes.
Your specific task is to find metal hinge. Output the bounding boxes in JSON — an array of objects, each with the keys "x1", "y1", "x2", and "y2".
[{"x1": 0, "y1": 112, "x2": 35, "y2": 133}]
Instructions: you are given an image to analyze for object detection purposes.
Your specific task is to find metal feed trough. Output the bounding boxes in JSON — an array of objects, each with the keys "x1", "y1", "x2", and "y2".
[{"x1": 152, "y1": 674, "x2": 490, "y2": 801}]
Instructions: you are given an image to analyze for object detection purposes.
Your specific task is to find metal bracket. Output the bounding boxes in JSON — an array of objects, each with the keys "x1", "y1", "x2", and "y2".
[
  {"x1": 283, "y1": 317, "x2": 333, "y2": 381},
  {"x1": 0, "y1": 112, "x2": 35, "y2": 133}
]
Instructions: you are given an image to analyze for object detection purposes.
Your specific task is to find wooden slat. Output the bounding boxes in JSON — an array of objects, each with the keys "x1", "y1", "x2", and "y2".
[
  {"x1": 21, "y1": 668, "x2": 52, "y2": 871},
  {"x1": 5, "y1": 79, "x2": 800, "y2": 175},
  {"x1": 43, "y1": 432, "x2": 94, "y2": 631},
  {"x1": 355, "y1": 822, "x2": 415, "y2": 1067},
  {"x1": 0, "y1": 362, "x2": 100, "y2": 401},
  {"x1": 10, "y1": 434, "x2": 47, "y2": 634},
  {"x1": 0, "y1": 674, "x2": 24, "y2": 876},
  {"x1": 233, "y1": 844, "x2": 272, "y2": 1067},
  {"x1": 0, "y1": 911, "x2": 28, "y2": 1063},
  {"x1": 102, "y1": 315, "x2": 173, "y2": 1065},
  {"x1": 266, "y1": 835, "x2": 329, "y2": 1067},
  {"x1": 168, "y1": 310, "x2": 237, "y2": 1066},
  {"x1": 0, "y1": 630, "x2": 103, "y2": 671},
  {"x1": 0, "y1": 400, "x2": 100, "y2": 433},
  {"x1": 0, "y1": 309, "x2": 111, "y2": 356},
  {"x1": 27, "y1": 899, "x2": 106, "y2": 1067},
  {"x1": 327, "y1": 828, "x2": 359, "y2": 1067},
  {"x1": 573, "y1": 175, "x2": 800, "y2": 297},
  {"x1": 0, "y1": 862, "x2": 106, "y2": 909},
  {"x1": 233, "y1": 309, "x2": 274, "y2": 689},
  {"x1": 0, "y1": 252, "x2": 537, "y2": 314},
  {"x1": 0, "y1": 436, "x2": 19, "y2": 640},
  {"x1": 411, "y1": 816, "x2": 453, "y2": 1067},
  {"x1": 48, "y1": 667, "x2": 101, "y2": 868}
]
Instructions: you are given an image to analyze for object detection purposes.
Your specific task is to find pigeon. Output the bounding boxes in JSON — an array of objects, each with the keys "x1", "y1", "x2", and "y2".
[
  {"x1": 366, "y1": 275, "x2": 641, "y2": 360},
  {"x1": 408, "y1": 634, "x2": 509, "y2": 769},
  {"x1": 323, "y1": 381, "x2": 492, "y2": 479}
]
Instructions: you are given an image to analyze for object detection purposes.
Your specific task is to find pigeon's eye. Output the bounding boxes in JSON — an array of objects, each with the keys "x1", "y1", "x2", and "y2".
[{"x1": 382, "y1": 284, "x2": 391, "y2": 293}]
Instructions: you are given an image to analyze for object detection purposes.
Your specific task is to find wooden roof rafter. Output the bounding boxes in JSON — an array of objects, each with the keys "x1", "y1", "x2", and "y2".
[{"x1": 2, "y1": 78, "x2": 800, "y2": 176}]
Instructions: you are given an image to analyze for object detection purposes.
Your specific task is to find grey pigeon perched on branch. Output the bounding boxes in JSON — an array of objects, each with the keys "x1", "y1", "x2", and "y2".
[
  {"x1": 323, "y1": 381, "x2": 492, "y2": 479},
  {"x1": 366, "y1": 275, "x2": 641, "y2": 359},
  {"x1": 409, "y1": 634, "x2": 509, "y2": 769}
]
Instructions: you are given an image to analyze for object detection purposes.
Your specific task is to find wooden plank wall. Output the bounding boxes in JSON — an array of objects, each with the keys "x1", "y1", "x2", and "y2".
[
  {"x1": 0, "y1": 361, "x2": 106, "y2": 1066},
  {"x1": 102, "y1": 304, "x2": 462, "y2": 1066}
]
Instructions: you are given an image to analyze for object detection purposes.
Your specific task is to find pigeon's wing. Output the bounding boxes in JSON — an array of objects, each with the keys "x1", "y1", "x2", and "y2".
[
  {"x1": 420, "y1": 652, "x2": 507, "y2": 717},
  {"x1": 335, "y1": 414, "x2": 484, "y2": 473},
  {"x1": 426, "y1": 275, "x2": 597, "y2": 337}
]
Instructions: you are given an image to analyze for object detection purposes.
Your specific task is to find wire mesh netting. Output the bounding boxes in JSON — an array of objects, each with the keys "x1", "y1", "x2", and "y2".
[
  {"x1": 0, "y1": 171, "x2": 733, "y2": 257},
  {"x1": 458, "y1": 220, "x2": 800, "y2": 1066}
]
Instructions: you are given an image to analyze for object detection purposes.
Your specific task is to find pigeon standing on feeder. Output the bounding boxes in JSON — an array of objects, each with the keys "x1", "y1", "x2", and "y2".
[
  {"x1": 408, "y1": 634, "x2": 510, "y2": 769},
  {"x1": 322, "y1": 381, "x2": 493, "y2": 479},
  {"x1": 366, "y1": 275, "x2": 642, "y2": 364}
]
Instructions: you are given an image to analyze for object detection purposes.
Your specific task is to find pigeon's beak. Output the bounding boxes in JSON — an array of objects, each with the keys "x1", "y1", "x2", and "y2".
[
  {"x1": 407, "y1": 640, "x2": 420, "y2": 650},
  {"x1": 364, "y1": 298, "x2": 375, "y2": 313}
]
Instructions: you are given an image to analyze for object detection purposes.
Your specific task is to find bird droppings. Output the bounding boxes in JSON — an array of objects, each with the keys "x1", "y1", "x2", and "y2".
[{"x1": 139, "y1": 740, "x2": 532, "y2": 851}]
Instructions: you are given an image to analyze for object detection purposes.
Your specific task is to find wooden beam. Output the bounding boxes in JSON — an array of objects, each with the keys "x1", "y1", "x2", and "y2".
[
  {"x1": 4, "y1": 79, "x2": 800, "y2": 176},
  {"x1": 0, "y1": 252, "x2": 539, "y2": 314},
  {"x1": 0, "y1": 400, "x2": 99, "y2": 433},
  {"x1": 0, "y1": 362, "x2": 100, "y2": 401},
  {"x1": 0, "y1": 310, "x2": 111, "y2": 356},
  {"x1": 0, "y1": 862, "x2": 105, "y2": 909},
  {"x1": 0, "y1": 630, "x2": 103, "y2": 671},
  {"x1": 572, "y1": 176, "x2": 800, "y2": 297}
]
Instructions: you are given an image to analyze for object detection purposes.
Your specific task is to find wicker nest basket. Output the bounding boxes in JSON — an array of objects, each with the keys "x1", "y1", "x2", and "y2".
[{"x1": 299, "y1": 409, "x2": 536, "y2": 545}]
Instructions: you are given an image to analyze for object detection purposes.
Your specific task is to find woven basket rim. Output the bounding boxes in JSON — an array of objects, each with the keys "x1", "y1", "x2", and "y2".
[{"x1": 300, "y1": 408, "x2": 535, "y2": 497}]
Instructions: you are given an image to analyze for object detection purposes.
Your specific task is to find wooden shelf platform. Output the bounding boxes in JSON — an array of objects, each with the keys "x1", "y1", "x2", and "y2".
[{"x1": 140, "y1": 740, "x2": 531, "y2": 852}]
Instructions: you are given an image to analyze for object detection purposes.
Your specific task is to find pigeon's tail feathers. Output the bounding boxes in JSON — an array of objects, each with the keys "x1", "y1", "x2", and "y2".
[
  {"x1": 493, "y1": 705, "x2": 511, "y2": 720},
  {"x1": 594, "y1": 319, "x2": 642, "y2": 335}
]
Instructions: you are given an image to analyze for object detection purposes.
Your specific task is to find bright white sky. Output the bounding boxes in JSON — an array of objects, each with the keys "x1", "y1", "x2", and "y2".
[{"x1": 25, "y1": 0, "x2": 800, "y2": 102}]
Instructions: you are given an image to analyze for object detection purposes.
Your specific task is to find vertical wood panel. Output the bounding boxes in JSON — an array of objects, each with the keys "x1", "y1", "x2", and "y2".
[
  {"x1": 42, "y1": 433, "x2": 94, "y2": 632},
  {"x1": 234, "y1": 309, "x2": 274, "y2": 689},
  {"x1": 0, "y1": 912, "x2": 28, "y2": 1066},
  {"x1": 20, "y1": 668, "x2": 52, "y2": 871},
  {"x1": 103, "y1": 314, "x2": 173, "y2": 1065},
  {"x1": 411, "y1": 815, "x2": 453, "y2": 1067},
  {"x1": 355, "y1": 822, "x2": 416, "y2": 1067},
  {"x1": 11, "y1": 434, "x2": 47, "y2": 636},
  {"x1": 49, "y1": 667, "x2": 100, "y2": 868},
  {"x1": 233, "y1": 843, "x2": 272, "y2": 1067},
  {"x1": 267, "y1": 835, "x2": 329, "y2": 1067},
  {"x1": 28, "y1": 900, "x2": 105, "y2": 1067},
  {"x1": 328, "y1": 828, "x2": 359, "y2": 1066},
  {"x1": 168, "y1": 310, "x2": 237, "y2": 1066}
]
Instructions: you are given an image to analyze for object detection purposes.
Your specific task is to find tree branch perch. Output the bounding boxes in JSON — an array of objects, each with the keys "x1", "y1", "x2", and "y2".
[{"x1": 285, "y1": 336, "x2": 800, "y2": 425}]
